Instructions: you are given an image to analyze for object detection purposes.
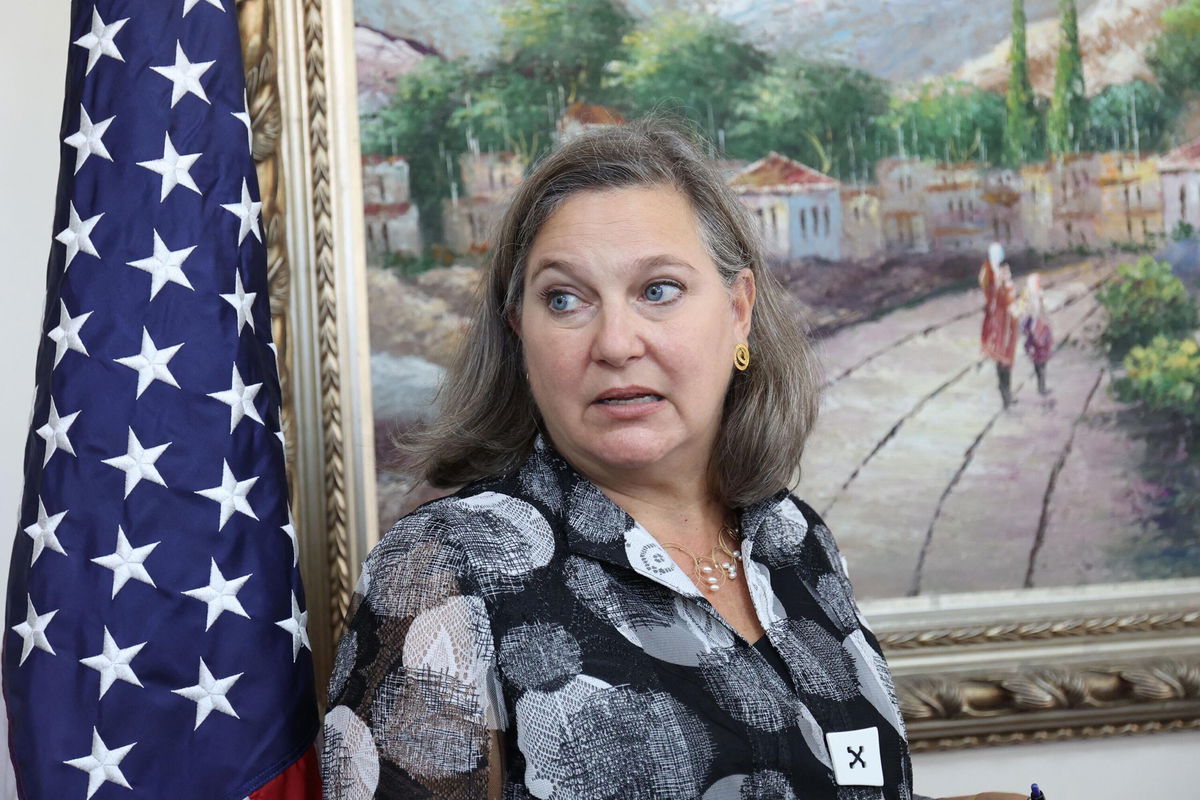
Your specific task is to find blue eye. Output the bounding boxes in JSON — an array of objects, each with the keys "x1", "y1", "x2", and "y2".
[
  {"x1": 547, "y1": 292, "x2": 580, "y2": 312},
  {"x1": 644, "y1": 282, "x2": 681, "y2": 303}
]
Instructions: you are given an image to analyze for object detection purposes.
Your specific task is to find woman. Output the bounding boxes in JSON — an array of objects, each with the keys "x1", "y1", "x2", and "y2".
[
  {"x1": 321, "y1": 120, "x2": 913, "y2": 799},
  {"x1": 979, "y1": 243, "x2": 1020, "y2": 409}
]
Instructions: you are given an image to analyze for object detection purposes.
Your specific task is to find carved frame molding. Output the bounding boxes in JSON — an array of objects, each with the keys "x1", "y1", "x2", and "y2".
[
  {"x1": 868, "y1": 580, "x2": 1200, "y2": 749},
  {"x1": 239, "y1": 0, "x2": 377, "y2": 693},
  {"x1": 252, "y1": 0, "x2": 1200, "y2": 745}
]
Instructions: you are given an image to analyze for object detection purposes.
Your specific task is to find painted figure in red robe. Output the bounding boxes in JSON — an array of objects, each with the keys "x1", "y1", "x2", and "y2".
[{"x1": 979, "y1": 242, "x2": 1020, "y2": 408}]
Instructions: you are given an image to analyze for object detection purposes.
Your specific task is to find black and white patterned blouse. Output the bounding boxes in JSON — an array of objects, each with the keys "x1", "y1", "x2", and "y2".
[{"x1": 321, "y1": 437, "x2": 913, "y2": 799}]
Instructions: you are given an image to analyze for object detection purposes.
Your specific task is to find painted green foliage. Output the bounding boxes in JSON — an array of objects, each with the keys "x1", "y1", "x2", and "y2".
[
  {"x1": 363, "y1": 58, "x2": 472, "y2": 244},
  {"x1": 605, "y1": 13, "x2": 765, "y2": 148},
  {"x1": 1004, "y1": 0, "x2": 1039, "y2": 166},
  {"x1": 1096, "y1": 256, "x2": 1199, "y2": 357},
  {"x1": 363, "y1": 0, "x2": 1194, "y2": 252},
  {"x1": 884, "y1": 81, "x2": 1006, "y2": 166},
  {"x1": 729, "y1": 57, "x2": 890, "y2": 180},
  {"x1": 1085, "y1": 80, "x2": 1178, "y2": 154},
  {"x1": 1048, "y1": 0, "x2": 1087, "y2": 154},
  {"x1": 1148, "y1": 0, "x2": 1200, "y2": 101},
  {"x1": 498, "y1": 0, "x2": 633, "y2": 103}
]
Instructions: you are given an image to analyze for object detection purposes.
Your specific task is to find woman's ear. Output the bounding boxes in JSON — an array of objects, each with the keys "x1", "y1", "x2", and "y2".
[{"x1": 731, "y1": 268, "x2": 756, "y2": 340}]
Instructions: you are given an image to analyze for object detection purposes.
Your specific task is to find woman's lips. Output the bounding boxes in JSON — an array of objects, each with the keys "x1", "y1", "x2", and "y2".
[{"x1": 592, "y1": 388, "x2": 666, "y2": 419}]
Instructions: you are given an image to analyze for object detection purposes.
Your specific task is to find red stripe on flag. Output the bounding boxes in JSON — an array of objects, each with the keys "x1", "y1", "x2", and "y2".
[{"x1": 249, "y1": 746, "x2": 321, "y2": 800}]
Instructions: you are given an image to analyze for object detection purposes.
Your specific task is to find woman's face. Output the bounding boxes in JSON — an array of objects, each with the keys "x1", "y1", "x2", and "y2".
[{"x1": 517, "y1": 185, "x2": 754, "y2": 487}]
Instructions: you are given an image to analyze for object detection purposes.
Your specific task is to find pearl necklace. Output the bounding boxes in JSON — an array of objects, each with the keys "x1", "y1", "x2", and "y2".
[{"x1": 663, "y1": 524, "x2": 743, "y2": 592}]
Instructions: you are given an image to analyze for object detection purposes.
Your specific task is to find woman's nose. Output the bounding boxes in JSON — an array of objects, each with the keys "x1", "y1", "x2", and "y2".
[{"x1": 590, "y1": 303, "x2": 646, "y2": 367}]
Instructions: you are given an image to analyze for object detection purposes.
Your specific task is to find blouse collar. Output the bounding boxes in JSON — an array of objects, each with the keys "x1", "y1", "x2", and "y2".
[{"x1": 524, "y1": 435, "x2": 788, "y2": 582}]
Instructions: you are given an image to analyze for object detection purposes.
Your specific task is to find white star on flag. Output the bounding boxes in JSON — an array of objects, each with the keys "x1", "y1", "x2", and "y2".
[
  {"x1": 72, "y1": 8, "x2": 128, "y2": 75},
  {"x1": 137, "y1": 132, "x2": 202, "y2": 201},
  {"x1": 48, "y1": 299, "x2": 93, "y2": 368},
  {"x1": 275, "y1": 592, "x2": 310, "y2": 662},
  {"x1": 195, "y1": 460, "x2": 259, "y2": 530},
  {"x1": 92, "y1": 526, "x2": 159, "y2": 599},
  {"x1": 173, "y1": 659, "x2": 243, "y2": 730},
  {"x1": 182, "y1": 559, "x2": 252, "y2": 631},
  {"x1": 183, "y1": 0, "x2": 227, "y2": 17},
  {"x1": 220, "y1": 270, "x2": 257, "y2": 335},
  {"x1": 101, "y1": 428, "x2": 171, "y2": 499},
  {"x1": 64, "y1": 106, "x2": 115, "y2": 174},
  {"x1": 55, "y1": 203, "x2": 103, "y2": 269},
  {"x1": 150, "y1": 41, "x2": 214, "y2": 107},
  {"x1": 208, "y1": 364, "x2": 263, "y2": 433},
  {"x1": 281, "y1": 508, "x2": 298, "y2": 567},
  {"x1": 233, "y1": 90, "x2": 253, "y2": 154},
  {"x1": 12, "y1": 595, "x2": 57, "y2": 665},
  {"x1": 221, "y1": 178, "x2": 262, "y2": 246},
  {"x1": 63, "y1": 729, "x2": 135, "y2": 799},
  {"x1": 127, "y1": 230, "x2": 197, "y2": 299},
  {"x1": 114, "y1": 328, "x2": 183, "y2": 398},
  {"x1": 79, "y1": 627, "x2": 146, "y2": 699},
  {"x1": 35, "y1": 398, "x2": 80, "y2": 465},
  {"x1": 23, "y1": 499, "x2": 68, "y2": 565}
]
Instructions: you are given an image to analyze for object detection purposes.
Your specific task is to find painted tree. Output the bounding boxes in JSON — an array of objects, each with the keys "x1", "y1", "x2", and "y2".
[
  {"x1": 606, "y1": 13, "x2": 766, "y2": 150},
  {"x1": 1004, "y1": 0, "x2": 1039, "y2": 165},
  {"x1": 1148, "y1": 0, "x2": 1200, "y2": 104},
  {"x1": 1048, "y1": 0, "x2": 1088, "y2": 154},
  {"x1": 730, "y1": 57, "x2": 890, "y2": 181}
]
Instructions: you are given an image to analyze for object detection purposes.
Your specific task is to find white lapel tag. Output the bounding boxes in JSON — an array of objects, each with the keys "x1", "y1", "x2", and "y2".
[{"x1": 825, "y1": 727, "x2": 884, "y2": 787}]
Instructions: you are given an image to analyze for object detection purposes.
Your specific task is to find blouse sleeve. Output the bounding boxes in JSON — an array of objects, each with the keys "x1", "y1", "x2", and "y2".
[{"x1": 320, "y1": 504, "x2": 506, "y2": 799}]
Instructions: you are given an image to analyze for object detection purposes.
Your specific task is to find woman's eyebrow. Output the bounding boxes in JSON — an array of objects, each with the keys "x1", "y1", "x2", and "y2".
[
  {"x1": 530, "y1": 253, "x2": 696, "y2": 282},
  {"x1": 633, "y1": 253, "x2": 697, "y2": 273},
  {"x1": 528, "y1": 257, "x2": 576, "y2": 282}
]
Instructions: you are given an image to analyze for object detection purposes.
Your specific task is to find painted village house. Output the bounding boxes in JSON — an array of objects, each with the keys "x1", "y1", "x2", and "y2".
[
  {"x1": 1097, "y1": 152, "x2": 1163, "y2": 246},
  {"x1": 361, "y1": 154, "x2": 421, "y2": 265},
  {"x1": 876, "y1": 157, "x2": 932, "y2": 253},
  {"x1": 556, "y1": 102, "x2": 626, "y2": 143},
  {"x1": 442, "y1": 148, "x2": 526, "y2": 255},
  {"x1": 1019, "y1": 162, "x2": 1054, "y2": 252},
  {"x1": 981, "y1": 168, "x2": 1025, "y2": 250},
  {"x1": 1160, "y1": 137, "x2": 1200, "y2": 236},
  {"x1": 1054, "y1": 153, "x2": 1103, "y2": 250},
  {"x1": 729, "y1": 152, "x2": 843, "y2": 261},
  {"x1": 924, "y1": 162, "x2": 990, "y2": 252},
  {"x1": 840, "y1": 186, "x2": 884, "y2": 261}
]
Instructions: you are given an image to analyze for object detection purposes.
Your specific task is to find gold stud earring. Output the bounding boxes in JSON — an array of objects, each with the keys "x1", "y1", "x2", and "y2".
[{"x1": 734, "y1": 343, "x2": 751, "y2": 371}]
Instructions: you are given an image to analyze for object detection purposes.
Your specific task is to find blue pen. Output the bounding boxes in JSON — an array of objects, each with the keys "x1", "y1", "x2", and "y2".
[{"x1": 1030, "y1": 783, "x2": 1045, "y2": 800}]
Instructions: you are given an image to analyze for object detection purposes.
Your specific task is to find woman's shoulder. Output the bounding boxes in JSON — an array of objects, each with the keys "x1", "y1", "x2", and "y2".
[
  {"x1": 363, "y1": 479, "x2": 560, "y2": 598},
  {"x1": 749, "y1": 492, "x2": 848, "y2": 575}
]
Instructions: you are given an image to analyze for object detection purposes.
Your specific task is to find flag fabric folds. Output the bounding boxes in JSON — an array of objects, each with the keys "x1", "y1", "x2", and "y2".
[{"x1": 4, "y1": 1, "x2": 320, "y2": 797}]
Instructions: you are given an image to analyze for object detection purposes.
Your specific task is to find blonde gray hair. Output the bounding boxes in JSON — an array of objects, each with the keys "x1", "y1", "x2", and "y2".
[{"x1": 407, "y1": 118, "x2": 822, "y2": 507}]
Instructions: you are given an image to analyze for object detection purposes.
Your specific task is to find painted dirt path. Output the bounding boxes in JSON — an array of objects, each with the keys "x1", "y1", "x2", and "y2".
[{"x1": 796, "y1": 257, "x2": 1149, "y2": 599}]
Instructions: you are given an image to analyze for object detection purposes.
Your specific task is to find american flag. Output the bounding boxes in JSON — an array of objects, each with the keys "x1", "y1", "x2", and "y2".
[{"x1": 3, "y1": 1, "x2": 320, "y2": 797}]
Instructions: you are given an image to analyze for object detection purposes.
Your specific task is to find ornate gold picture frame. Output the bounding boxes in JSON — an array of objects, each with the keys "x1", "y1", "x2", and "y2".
[{"x1": 244, "y1": 0, "x2": 1200, "y2": 749}]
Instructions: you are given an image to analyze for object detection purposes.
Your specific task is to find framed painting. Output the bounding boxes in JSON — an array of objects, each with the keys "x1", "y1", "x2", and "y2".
[{"x1": 250, "y1": 0, "x2": 1200, "y2": 746}]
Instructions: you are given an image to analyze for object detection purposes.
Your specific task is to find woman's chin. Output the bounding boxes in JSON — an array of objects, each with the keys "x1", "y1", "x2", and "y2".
[{"x1": 583, "y1": 429, "x2": 690, "y2": 475}]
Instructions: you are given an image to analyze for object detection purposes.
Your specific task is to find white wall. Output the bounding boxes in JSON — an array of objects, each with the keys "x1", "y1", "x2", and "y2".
[
  {"x1": 4, "y1": 4, "x2": 1200, "y2": 800},
  {"x1": 1, "y1": 5, "x2": 71, "y2": 797}
]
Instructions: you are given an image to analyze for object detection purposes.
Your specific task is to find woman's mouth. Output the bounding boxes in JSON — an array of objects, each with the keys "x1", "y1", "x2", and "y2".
[{"x1": 597, "y1": 394, "x2": 664, "y2": 406}]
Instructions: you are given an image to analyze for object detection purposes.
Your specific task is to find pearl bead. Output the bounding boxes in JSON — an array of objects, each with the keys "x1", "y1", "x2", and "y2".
[
  {"x1": 699, "y1": 564, "x2": 716, "y2": 575},
  {"x1": 707, "y1": 584, "x2": 719, "y2": 592}
]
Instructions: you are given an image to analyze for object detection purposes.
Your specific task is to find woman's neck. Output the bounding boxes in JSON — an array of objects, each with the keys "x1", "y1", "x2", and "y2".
[{"x1": 590, "y1": 471, "x2": 729, "y2": 548}]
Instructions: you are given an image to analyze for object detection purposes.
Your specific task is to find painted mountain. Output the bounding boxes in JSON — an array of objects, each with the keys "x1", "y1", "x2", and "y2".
[{"x1": 353, "y1": 0, "x2": 1169, "y2": 92}]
